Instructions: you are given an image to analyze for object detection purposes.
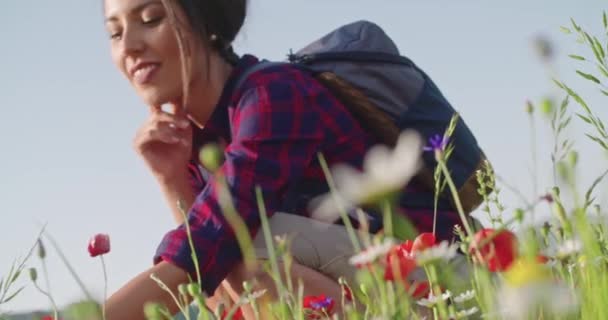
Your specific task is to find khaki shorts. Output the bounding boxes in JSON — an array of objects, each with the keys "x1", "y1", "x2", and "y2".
[
  {"x1": 252, "y1": 213, "x2": 471, "y2": 288},
  {"x1": 252, "y1": 212, "x2": 362, "y2": 286}
]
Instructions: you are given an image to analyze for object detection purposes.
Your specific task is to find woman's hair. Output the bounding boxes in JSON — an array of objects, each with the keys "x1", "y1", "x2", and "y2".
[{"x1": 160, "y1": 0, "x2": 247, "y2": 106}]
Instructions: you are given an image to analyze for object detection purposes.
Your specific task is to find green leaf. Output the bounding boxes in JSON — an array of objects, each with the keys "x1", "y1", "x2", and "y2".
[
  {"x1": 585, "y1": 169, "x2": 608, "y2": 209},
  {"x1": 576, "y1": 70, "x2": 601, "y2": 84},
  {"x1": 604, "y1": 11, "x2": 607, "y2": 29},
  {"x1": 568, "y1": 54, "x2": 585, "y2": 61},
  {"x1": 559, "y1": 117, "x2": 572, "y2": 132},
  {"x1": 585, "y1": 133, "x2": 608, "y2": 151},
  {"x1": 9, "y1": 270, "x2": 20, "y2": 285},
  {"x1": 556, "y1": 81, "x2": 591, "y2": 114},
  {"x1": 601, "y1": 89, "x2": 608, "y2": 97},
  {"x1": 1, "y1": 287, "x2": 24, "y2": 304},
  {"x1": 560, "y1": 26, "x2": 572, "y2": 34},
  {"x1": 598, "y1": 64, "x2": 608, "y2": 78},
  {"x1": 593, "y1": 36, "x2": 605, "y2": 59},
  {"x1": 585, "y1": 32, "x2": 603, "y2": 63},
  {"x1": 570, "y1": 18, "x2": 581, "y2": 32},
  {"x1": 577, "y1": 113, "x2": 593, "y2": 124}
]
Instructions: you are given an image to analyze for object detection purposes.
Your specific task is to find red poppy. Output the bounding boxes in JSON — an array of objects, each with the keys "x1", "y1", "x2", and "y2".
[
  {"x1": 342, "y1": 285, "x2": 353, "y2": 302},
  {"x1": 88, "y1": 234, "x2": 111, "y2": 257},
  {"x1": 470, "y1": 228, "x2": 518, "y2": 272},
  {"x1": 303, "y1": 295, "x2": 335, "y2": 319},
  {"x1": 384, "y1": 246, "x2": 416, "y2": 281},
  {"x1": 536, "y1": 254, "x2": 550, "y2": 264},
  {"x1": 412, "y1": 233, "x2": 436, "y2": 253},
  {"x1": 220, "y1": 307, "x2": 244, "y2": 320},
  {"x1": 40, "y1": 316, "x2": 61, "y2": 320}
]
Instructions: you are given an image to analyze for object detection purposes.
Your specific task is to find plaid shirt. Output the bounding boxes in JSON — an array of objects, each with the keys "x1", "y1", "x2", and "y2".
[{"x1": 154, "y1": 55, "x2": 461, "y2": 295}]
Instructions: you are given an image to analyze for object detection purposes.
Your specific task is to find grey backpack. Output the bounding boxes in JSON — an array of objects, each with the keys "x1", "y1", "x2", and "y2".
[{"x1": 236, "y1": 20, "x2": 491, "y2": 214}]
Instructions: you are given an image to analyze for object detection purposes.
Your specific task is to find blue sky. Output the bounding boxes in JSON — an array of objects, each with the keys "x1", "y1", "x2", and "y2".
[{"x1": 1, "y1": 0, "x2": 606, "y2": 313}]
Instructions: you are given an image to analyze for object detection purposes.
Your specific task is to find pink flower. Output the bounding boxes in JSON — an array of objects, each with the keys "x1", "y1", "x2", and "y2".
[{"x1": 88, "y1": 234, "x2": 110, "y2": 257}]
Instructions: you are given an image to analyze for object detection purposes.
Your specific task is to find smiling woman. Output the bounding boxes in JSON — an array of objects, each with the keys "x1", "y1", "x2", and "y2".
[
  {"x1": 100, "y1": 0, "x2": 475, "y2": 319},
  {"x1": 101, "y1": 0, "x2": 382, "y2": 318}
]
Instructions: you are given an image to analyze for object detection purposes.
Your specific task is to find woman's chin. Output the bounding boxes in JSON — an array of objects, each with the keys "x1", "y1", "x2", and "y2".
[{"x1": 138, "y1": 89, "x2": 175, "y2": 108}]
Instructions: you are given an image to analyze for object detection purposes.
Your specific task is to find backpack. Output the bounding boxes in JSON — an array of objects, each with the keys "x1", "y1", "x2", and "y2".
[{"x1": 235, "y1": 20, "x2": 492, "y2": 214}]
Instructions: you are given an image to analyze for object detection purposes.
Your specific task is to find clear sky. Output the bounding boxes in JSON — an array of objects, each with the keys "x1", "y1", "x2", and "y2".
[{"x1": 1, "y1": 0, "x2": 606, "y2": 313}]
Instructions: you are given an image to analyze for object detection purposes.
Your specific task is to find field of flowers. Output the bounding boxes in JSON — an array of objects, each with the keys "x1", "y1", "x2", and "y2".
[{"x1": 1, "y1": 13, "x2": 608, "y2": 320}]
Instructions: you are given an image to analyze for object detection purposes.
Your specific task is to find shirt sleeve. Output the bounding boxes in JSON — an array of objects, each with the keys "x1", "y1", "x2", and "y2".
[{"x1": 154, "y1": 79, "x2": 326, "y2": 294}]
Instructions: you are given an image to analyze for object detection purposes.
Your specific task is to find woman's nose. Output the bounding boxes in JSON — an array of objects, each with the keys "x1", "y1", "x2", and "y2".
[{"x1": 120, "y1": 27, "x2": 145, "y2": 55}]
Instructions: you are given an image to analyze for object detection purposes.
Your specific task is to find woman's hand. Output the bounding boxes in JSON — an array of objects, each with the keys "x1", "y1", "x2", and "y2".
[{"x1": 134, "y1": 104, "x2": 193, "y2": 183}]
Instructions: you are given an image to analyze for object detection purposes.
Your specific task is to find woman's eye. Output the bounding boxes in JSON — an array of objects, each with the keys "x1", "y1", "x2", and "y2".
[
  {"x1": 142, "y1": 16, "x2": 162, "y2": 25},
  {"x1": 109, "y1": 31, "x2": 122, "y2": 40}
]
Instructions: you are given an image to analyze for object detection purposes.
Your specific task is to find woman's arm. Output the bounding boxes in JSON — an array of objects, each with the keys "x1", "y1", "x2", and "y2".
[
  {"x1": 105, "y1": 261, "x2": 189, "y2": 320},
  {"x1": 157, "y1": 171, "x2": 197, "y2": 224}
]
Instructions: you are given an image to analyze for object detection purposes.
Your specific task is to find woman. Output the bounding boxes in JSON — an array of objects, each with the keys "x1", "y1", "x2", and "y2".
[{"x1": 102, "y1": 0, "x2": 465, "y2": 318}]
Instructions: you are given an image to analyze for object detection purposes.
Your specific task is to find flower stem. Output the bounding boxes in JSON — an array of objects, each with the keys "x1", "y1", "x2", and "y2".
[
  {"x1": 437, "y1": 158, "x2": 474, "y2": 238},
  {"x1": 317, "y1": 153, "x2": 361, "y2": 252},
  {"x1": 40, "y1": 259, "x2": 58, "y2": 319},
  {"x1": 382, "y1": 199, "x2": 393, "y2": 238},
  {"x1": 100, "y1": 255, "x2": 108, "y2": 320}
]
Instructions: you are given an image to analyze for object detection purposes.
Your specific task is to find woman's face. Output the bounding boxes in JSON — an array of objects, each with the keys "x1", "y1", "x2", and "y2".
[{"x1": 104, "y1": 0, "x2": 203, "y2": 107}]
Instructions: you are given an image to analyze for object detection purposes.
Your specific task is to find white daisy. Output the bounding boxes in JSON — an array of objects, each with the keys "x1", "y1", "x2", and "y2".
[
  {"x1": 497, "y1": 282, "x2": 579, "y2": 319},
  {"x1": 414, "y1": 241, "x2": 459, "y2": 265},
  {"x1": 348, "y1": 239, "x2": 395, "y2": 266},
  {"x1": 311, "y1": 131, "x2": 423, "y2": 222},
  {"x1": 555, "y1": 239, "x2": 582, "y2": 259},
  {"x1": 450, "y1": 306, "x2": 479, "y2": 319},
  {"x1": 453, "y1": 290, "x2": 476, "y2": 304},
  {"x1": 416, "y1": 290, "x2": 452, "y2": 308}
]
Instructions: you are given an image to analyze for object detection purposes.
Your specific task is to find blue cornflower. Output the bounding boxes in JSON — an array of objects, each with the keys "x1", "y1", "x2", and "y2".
[{"x1": 423, "y1": 134, "x2": 449, "y2": 152}]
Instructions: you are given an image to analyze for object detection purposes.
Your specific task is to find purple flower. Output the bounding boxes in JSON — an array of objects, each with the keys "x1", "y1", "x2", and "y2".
[
  {"x1": 311, "y1": 297, "x2": 334, "y2": 309},
  {"x1": 423, "y1": 134, "x2": 449, "y2": 152}
]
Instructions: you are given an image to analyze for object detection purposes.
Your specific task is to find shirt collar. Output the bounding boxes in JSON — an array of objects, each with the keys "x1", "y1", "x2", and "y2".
[{"x1": 192, "y1": 54, "x2": 260, "y2": 148}]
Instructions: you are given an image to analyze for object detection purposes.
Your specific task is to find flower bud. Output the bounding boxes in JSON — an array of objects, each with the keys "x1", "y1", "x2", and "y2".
[
  {"x1": 198, "y1": 143, "x2": 224, "y2": 173},
  {"x1": 178, "y1": 283, "x2": 188, "y2": 296},
  {"x1": 540, "y1": 97, "x2": 554, "y2": 116},
  {"x1": 525, "y1": 100, "x2": 534, "y2": 114},
  {"x1": 187, "y1": 283, "x2": 202, "y2": 297},
  {"x1": 29, "y1": 268, "x2": 38, "y2": 282},
  {"x1": 567, "y1": 151, "x2": 579, "y2": 167},
  {"x1": 37, "y1": 239, "x2": 46, "y2": 259},
  {"x1": 143, "y1": 302, "x2": 164, "y2": 320},
  {"x1": 514, "y1": 208, "x2": 525, "y2": 222}
]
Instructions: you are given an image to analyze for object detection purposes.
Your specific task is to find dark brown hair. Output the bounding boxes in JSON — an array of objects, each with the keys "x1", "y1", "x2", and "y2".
[{"x1": 161, "y1": 0, "x2": 247, "y2": 105}]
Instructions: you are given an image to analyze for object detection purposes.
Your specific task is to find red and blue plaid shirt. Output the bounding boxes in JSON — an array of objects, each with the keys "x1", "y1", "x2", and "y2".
[{"x1": 154, "y1": 55, "x2": 461, "y2": 295}]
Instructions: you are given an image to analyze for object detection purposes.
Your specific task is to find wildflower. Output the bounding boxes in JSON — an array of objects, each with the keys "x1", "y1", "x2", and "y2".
[
  {"x1": 412, "y1": 233, "x2": 436, "y2": 252},
  {"x1": 384, "y1": 243, "x2": 416, "y2": 281},
  {"x1": 503, "y1": 258, "x2": 551, "y2": 287},
  {"x1": 539, "y1": 193, "x2": 554, "y2": 203},
  {"x1": 87, "y1": 234, "x2": 110, "y2": 257},
  {"x1": 555, "y1": 239, "x2": 582, "y2": 259},
  {"x1": 349, "y1": 239, "x2": 395, "y2": 266},
  {"x1": 341, "y1": 284, "x2": 353, "y2": 302},
  {"x1": 416, "y1": 290, "x2": 452, "y2": 308},
  {"x1": 498, "y1": 282, "x2": 578, "y2": 319},
  {"x1": 470, "y1": 228, "x2": 518, "y2": 272},
  {"x1": 328, "y1": 131, "x2": 423, "y2": 207},
  {"x1": 414, "y1": 241, "x2": 459, "y2": 265},
  {"x1": 422, "y1": 134, "x2": 449, "y2": 152},
  {"x1": 450, "y1": 306, "x2": 479, "y2": 319},
  {"x1": 238, "y1": 289, "x2": 267, "y2": 305},
  {"x1": 453, "y1": 290, "x2": 475, "y2": 304},
  {"x1": 303, "y1": 295, "x2": 335, "y2": 319},
  {"x1": 220, "y1": 307, "x2": 244, "y2": 320}
]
